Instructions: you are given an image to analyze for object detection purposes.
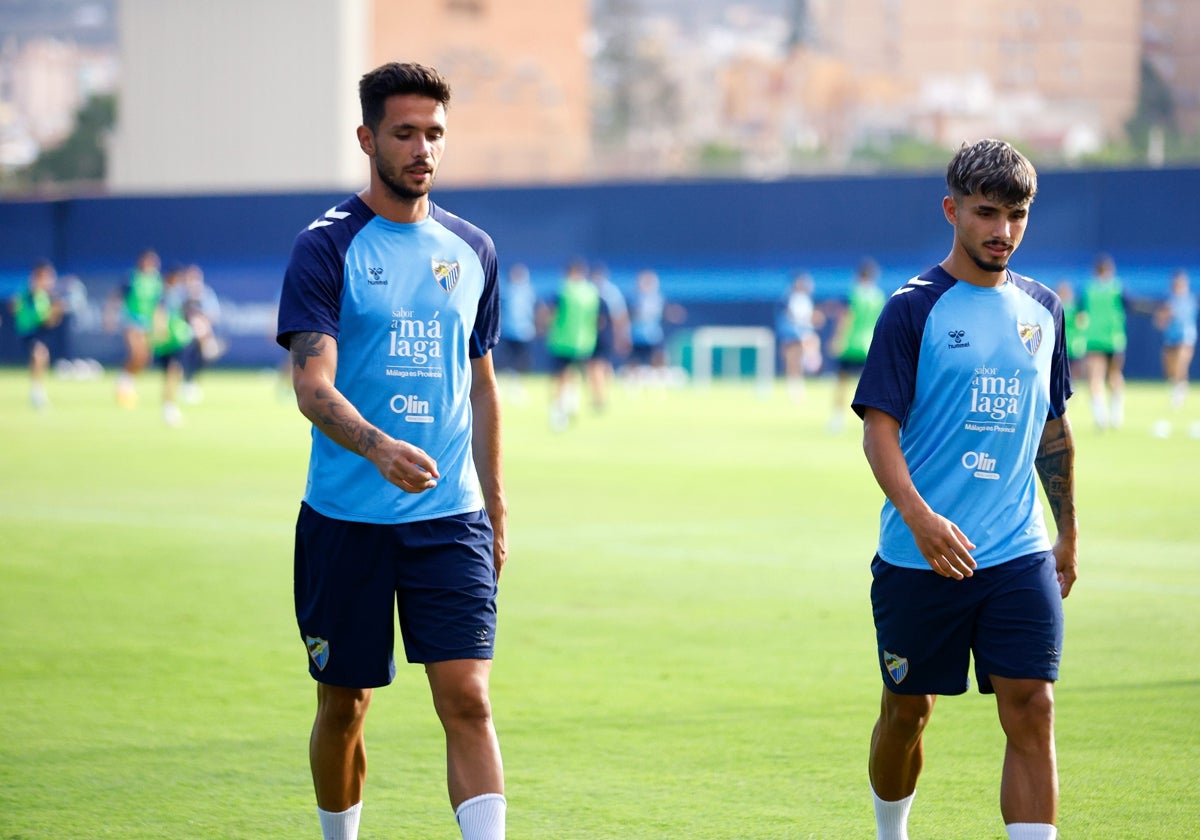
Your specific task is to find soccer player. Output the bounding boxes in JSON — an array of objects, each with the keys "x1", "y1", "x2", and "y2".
[
  {"x1": 1054, "y1": 280, "x2": 1088, "y2": 385},
  {"x1": 545, "y1": 257, "x2": 599, "y2": 430},
  {"x1": 586, "y1": 262, "x2": 630, "y2": 412},
  {"x1": 1081, "y1": 253, "x2": 1128, "y2": 429},
  {"x1": 495, "y1": 262, "x2": 540, "y2": 401},
  {"x1": 105, "y1": 248, "x2": 164, "y2": 408},
  {"x1": 776, "y1": 271, "x2": 824, "y2": 401},
  {"x1": 852, "y1": 139, "x2": 1078, "y2": 840},
  {"x1": 1154, "y1": 268, "x2": 1197, "y2": 420},
  {"x1": 10, "y1": 259, "x2": 65, "y2": 410},
  {"x1": 151, "y1": 263, "x2": 196, "y2": 427},
  {"x1": 829, "y1": 258, "x2": 885, "y2": 431},
  {"x1": 276, "y1": 62, "x2": 508, "y2": 840},
  {"x1": 627, "y1": 268, "x2": 684, "y2": 384}
]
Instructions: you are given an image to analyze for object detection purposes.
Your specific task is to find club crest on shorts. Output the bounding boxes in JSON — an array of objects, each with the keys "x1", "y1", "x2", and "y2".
[
  {"x1": 306, "y1": 635, "x2": 329, "y2": 671},
  {"x1": 431, "y1": 258, "x2": 461, "y2": 293},
  {"x1": 884, "y1": 650, "x2": 909, "y2": 684},
  {"x1": 1018, "y1": 321, "x2": 1042, "y2": 356}
]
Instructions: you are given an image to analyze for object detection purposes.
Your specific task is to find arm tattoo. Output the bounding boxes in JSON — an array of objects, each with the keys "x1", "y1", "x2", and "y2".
[
  {"x1": 313, "y1": 386, "x2": 383, "y2": 456},
  {"x1": 289, "y1": 331, "x2": 324, "y2": 370},
  {"x1": 1035, "y1": 418, "x2": 1076, "y2": 531}
]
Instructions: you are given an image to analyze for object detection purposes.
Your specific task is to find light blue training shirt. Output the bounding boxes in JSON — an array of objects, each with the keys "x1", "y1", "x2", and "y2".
[
  {"x1": 853, "y1": 265, "x2": 1072, "y2": 570},
  {"x1": 277, "y1": 195, "x2": 500, "y2": 525}
]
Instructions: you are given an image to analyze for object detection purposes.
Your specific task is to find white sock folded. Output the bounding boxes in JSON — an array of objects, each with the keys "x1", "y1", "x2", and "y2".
[
  {"x1": 1006, "y1": 822, "x2": 1057, "y2": 840},
  {"x1": 317, "y1": 801, "x2": 362, "y2": 840},
  {"x1": 455, "y1": 792, "x2": 506, "y2": 840}
]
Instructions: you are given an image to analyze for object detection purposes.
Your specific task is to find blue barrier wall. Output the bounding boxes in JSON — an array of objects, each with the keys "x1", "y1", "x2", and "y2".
[{"x1": 1, "y1": 166, "x2": 1196, "y2": 377}]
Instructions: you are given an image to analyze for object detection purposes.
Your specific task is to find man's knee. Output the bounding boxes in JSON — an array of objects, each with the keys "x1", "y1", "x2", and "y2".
[
  {"x1": 316, "y1": 684, "x2": 372, "y2": 730},
  {"x1": 880, "y1": 690, "x2": 934, "y2": 738},
  {"x1": 429, "y1": 662, "x2": 493, "y2": 727},
  {"x1": 995, "y1": 679, "x2": 1055, "y2": 742}
]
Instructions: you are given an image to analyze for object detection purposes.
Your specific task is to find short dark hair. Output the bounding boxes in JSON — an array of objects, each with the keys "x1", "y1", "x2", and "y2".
[
  {"x1": 946, "y1": 139, "x2": 1037, "y2": 206},
  {"x1": 359, "y1": 62, "x2": 451, "y2": 132}
]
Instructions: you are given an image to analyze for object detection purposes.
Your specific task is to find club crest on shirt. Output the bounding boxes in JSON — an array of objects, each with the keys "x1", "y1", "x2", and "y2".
[
  {"x1": 1018, "y1": 322, "x2": 1042, "y2": 356},
  {"x1": 883, "y1": 650, "x2": 909, "y2": 684},
  {"x1": 306, "y1": 635, "x2": 329, "y2": 671},
  {"x1": 431, "y1": 259, "x2": 460, "y2": 293}
]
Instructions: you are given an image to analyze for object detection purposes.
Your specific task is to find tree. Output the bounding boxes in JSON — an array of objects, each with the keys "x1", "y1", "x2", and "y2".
[{"x1": 25, "y1": 93, "x2": 116, "y2": 185}]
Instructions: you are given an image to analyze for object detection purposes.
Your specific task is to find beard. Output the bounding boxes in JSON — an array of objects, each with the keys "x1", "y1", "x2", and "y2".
[
  {"x1": 375, "y1": 156, "x2": 433, "y2": 202},
  {"x1": 967, "y1": 241, "x2": 1010, "y2": 273}
]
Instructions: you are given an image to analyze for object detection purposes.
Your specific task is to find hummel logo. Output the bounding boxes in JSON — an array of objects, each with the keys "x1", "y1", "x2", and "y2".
[
  {"x1": 367, "y1": 267, "x2": 386, "y2": 286},
  {"x1": 948, "y1": 329, "x2": 971, "y2": 349},
  {"x1": 307, "y1": 206, "x2": 351, "y2": 230}
]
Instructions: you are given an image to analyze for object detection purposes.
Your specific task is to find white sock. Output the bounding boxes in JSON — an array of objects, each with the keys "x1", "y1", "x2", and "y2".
[
  {"x1": 1110, "y1": 394, "x2": 1124, "y2": 427},
  {"x1": 1006, "y1": 822, "x2": 1057, "y2": 840},
  {"x1": 871, "y1": 785, "x2": 914, "y2": 840},
  {"x1": 317, "y1": 802, "x2": 361, "y2": 840},
  {"x1": 455, "y1": 792, "x2": 506, "y2": 840},
  {"x1": 1090, "y1": 394, "x2": 1107, "y2": 427},
  {"x1": 1170, "y1": 381, "x2": 1186, "y2": 410}
]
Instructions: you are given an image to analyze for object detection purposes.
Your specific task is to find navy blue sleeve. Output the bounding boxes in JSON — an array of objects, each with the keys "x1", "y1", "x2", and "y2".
[
  {"x1": 276, "y1": 229, "x2": 345, "y2": 350},
  {"x1": 276, "y1": 197, "x2": 371, "y2": 350}
]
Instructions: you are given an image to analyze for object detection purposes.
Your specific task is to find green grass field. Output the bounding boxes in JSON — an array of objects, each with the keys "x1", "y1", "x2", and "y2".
[{"x1": 2, "y1": 367, "x2": 1198, "y2": 839}]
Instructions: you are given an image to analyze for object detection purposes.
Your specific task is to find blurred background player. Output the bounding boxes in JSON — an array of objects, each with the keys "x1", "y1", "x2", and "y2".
[
  {"x1": 627, "y1": 268, "x2": 685, "y2": 385},
  {"x1": 105, "y1": 248, "x2": 164, "y2": 408},
  {"x1": 829, "y1": 258, "x2": 885, "y2": 431},
  {"x1": 496, "y1": 262, "x2": 540, "y2": 402},
  {"x1": 1081, "y1": 253, "x2": 1128, "y2": 429},
  {"x1": 586, "y1": 261, "x2": 630, "y2": 412},
  {"x1": 1055, "y1": 280, "x2": 1089, "y2": 384},
  {"x1": 1152, "y1": 268, "x2": 1198, "y2": 437},
  {"x1": 545, "y1": 258, "x2": 599, "y2": 430},
  {"x1": 776, "y1": 271, "x2": 824, "y2": 402},
  {"x1": 179, "y1": 263, "x2": 224, "y2": 404},
  {"x1": 9, "y1": 259, "x2": 65, "y2": 410},
  {"x1": 151, "y1": 263, "x2": 196, "y2": 426}
]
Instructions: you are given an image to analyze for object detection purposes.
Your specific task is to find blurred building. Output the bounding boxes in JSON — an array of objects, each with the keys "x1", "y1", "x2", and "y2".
[
  {"x1": 372, "y1": 1, "x2": 590, "y2": 185},
  {"x1": 107, "y1": 0, "x2": 590, "y2": 194},
  {"x1": 1143, "y1": 0, "x2": 1200, "y2": 136},
  {"x1": 6, "y1": 0, "x2": 1197, "y2": 192},
  {"x1": 715, "y1": 0, "x2": 1144, "y2": 167}
]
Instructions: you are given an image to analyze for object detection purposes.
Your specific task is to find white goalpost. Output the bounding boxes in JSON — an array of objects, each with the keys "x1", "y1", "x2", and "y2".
[{"x1": 688, "y1": 326, "x2": 775, "y2": 394}]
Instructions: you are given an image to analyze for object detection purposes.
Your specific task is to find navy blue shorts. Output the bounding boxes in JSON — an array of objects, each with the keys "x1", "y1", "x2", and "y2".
[
  {"x1": 20, "y1": 327, "x2": 54, "y2": 354},
  {"x1": 547, "y1": 351, "x2": 588, "y2": 374},
  {"x1": 870, "y1": 551, "x2": 1063, "y2": 695},
  {"x1": 294, "y1": 503, "x2": 498, "y2": 688}
]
